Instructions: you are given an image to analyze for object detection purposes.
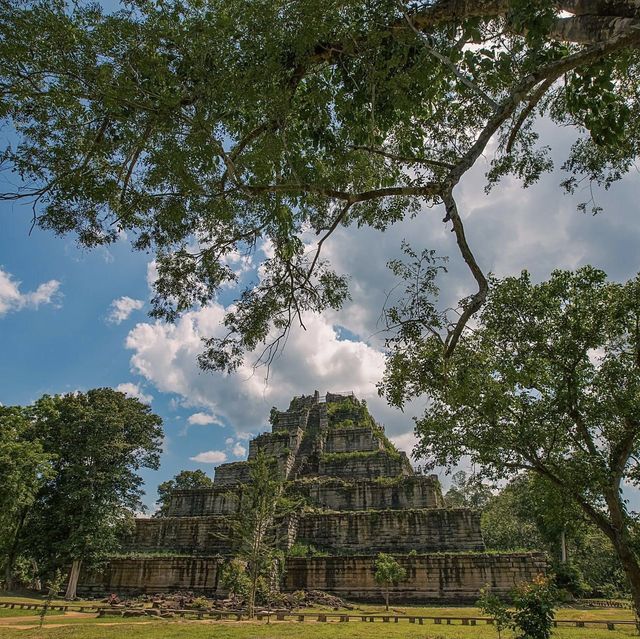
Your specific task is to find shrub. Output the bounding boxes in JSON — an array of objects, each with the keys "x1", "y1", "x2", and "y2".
[
  {"x1": 190, "y1": 597, "x2": 210, "y2": 610},
  {"x1": 512, "y1": 574, "x2": 558, "y2": 639},
  {"x1": 221, "y1": 558, "x2": 251, "y2": 599},
  {"x1": 477, "y1": 585, "x2": 512, "y2": 639}
]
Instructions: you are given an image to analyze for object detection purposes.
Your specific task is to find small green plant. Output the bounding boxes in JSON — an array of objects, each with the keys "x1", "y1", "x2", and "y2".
[
  {"x1": 39, "y1": 570, "x2": 64, "y2": 629},
  {"x1": 512, "y1": 574, "x2": 558, "y2": 639},
  {"x1": 477, "y1": 584, "x2": 513, "y2": 639},
  {"x1": 374, "y1": 553, "x2": 407, "y2": 611},
  {"x1": 408, "y1": 549, "x2": 418, "y2": 557},
  {"x1": 221, "y1": 558, "x2": 251, "y2": 599},
  {"x1": 190, "y1": 596, "x2": 210, "y2": 610},
  {"x1": 287, "y1": 542, "x2": 328, "y2": 558}
]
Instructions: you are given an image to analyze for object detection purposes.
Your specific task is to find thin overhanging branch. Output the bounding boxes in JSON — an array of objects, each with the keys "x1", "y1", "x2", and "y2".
[
  {"x1": 304, "y1": 201, "x2": 353, "y2": 287},
  {"x1": 350, "y1": 144, "x2": 455, "y2": 169},
  {"x1": 506, "y1": 76, "x2": 556, "y2": 153},
  {"x1": 441, "y1": 191, "x2": 488, "y2": 357},
  {"x1": 400, "y1": 4, "x2": 500, "y2": 110}
]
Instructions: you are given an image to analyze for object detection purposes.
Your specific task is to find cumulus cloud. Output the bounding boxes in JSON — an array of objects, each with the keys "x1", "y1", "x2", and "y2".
[
  {"x1": 188, "y1": 412, "x2": 223, "y2": 426},
  {"x1": 0, "y1": 268, "x2": 61, "y2": 317},
  {"x1": 115, "y1": 382, "x2": 153, "y2": 404},
  {"x1": 123, "y1": 299, "x2": 420, "y2": 439},
  {"x1": 232, "y1": 442, "x2": 247, "y2": 458},
  {"x1": 190, "y1": 450, "x2": 227, "y2": 464},
  {"x1": 107, "y1": 296, "x2": 144, "y2": 324}
]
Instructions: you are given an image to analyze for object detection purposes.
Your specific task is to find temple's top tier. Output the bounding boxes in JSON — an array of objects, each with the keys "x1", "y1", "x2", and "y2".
[{"x1": 214, "y1": 391, "x2": 415, "y2": 486}]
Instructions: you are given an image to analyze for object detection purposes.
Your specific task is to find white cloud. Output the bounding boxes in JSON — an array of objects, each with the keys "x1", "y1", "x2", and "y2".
[
  {"x1": 107, "y1": 296, "x2": 144, "y2": 324},
  {"x1": 188, "y1": 412, "x2": 223, "y2": 426},
  {"x1": 232, "y1": 442, "x2": 247, "y2": 458},
  {"x1": 190, "y1": 450, "x2": 227, "y2": 464},
  {"x1": 0, "y1": 268, "x2": 61, "y2": 317},
  {"x1": 123, "y1": 302, "x2": 416, "y2": 439},
  {"x1": 115, "y1": 382, "x2": 153, "y2": 404},
  {"x1": 146, "y1": 260, "x2": 158, "y2": 290}
]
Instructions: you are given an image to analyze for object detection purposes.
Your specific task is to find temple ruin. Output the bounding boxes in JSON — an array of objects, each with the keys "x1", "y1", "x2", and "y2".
[{"x1": 79, "y1": 392, "x2": 545, "y2": 602}]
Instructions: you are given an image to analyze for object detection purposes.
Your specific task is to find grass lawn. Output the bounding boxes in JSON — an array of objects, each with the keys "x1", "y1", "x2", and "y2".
[
  {"x1": 0, "y1": 593, "x2": 636, "y2": 638},
  {"x1": 0, "y1": 619, "x2": 637, "y2": 639},
  {"x1": 0, "y1": 609, "x2": 64, "y2": 619}
]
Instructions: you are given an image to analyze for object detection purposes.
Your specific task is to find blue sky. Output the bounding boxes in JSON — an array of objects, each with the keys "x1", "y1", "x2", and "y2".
[{"x1": 2, "y1": 1, "x2": 640, "y2": 512}]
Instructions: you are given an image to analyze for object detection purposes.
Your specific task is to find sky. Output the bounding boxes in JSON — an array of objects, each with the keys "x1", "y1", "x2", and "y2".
[{"x1": 1, "y1": 16, "x2": 640, "y2": 511}]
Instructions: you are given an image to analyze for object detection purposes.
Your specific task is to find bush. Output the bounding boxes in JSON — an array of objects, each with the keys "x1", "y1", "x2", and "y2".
[
  {"x1": 190, "y1": 597, "x2": 210, "y2": 610},
  {"x1": 287, "y1": 542, "x2": 328, "y2": 558},
  {"x1": 221, "y1": 558, "x2": 251, "y2": 599},
  {"x1": 553, "y1": 561, "x2": 587, "y2": 598},
  {"x1": 512, "y1": 574, "x2": 558, "y2": 639},
  {"x1": 477, "y1": 585, "x2": 512, "y2": 639}
]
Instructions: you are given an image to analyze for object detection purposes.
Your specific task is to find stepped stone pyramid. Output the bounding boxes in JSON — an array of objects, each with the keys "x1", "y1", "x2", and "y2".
[{"x1": 79, "y1": 392, "x2": 545, "y2": 601}]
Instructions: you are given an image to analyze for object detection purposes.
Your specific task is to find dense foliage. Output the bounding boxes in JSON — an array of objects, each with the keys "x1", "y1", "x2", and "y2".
[
  {"x1": 482, "y1": 473, "x2": 628, "y2": 598},
  {"x1": 0, "y1": 389, "x2": 163, "y2": 595},
  {"x1": 1, "y1": 1, "x2": 640, "y2": 367},
  {"x1": 382, "y1": 265, "x2": 640, "y2": 612}
]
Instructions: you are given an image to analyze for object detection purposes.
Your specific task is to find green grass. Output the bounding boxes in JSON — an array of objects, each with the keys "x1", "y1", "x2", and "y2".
[
  {"x1": 0, "y1": 609, "x2": 64, "y2": 619},
  {"x1": 0, "y1": 619, "x2": 637, "y2": 639},
  {"x1": 0, "y1": 596, "x2": 635, "y2": 638}
]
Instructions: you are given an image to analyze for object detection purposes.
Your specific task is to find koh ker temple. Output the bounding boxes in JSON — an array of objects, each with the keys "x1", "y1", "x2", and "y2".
[{"x1": 79, "y1": 392, "x2": 545, "y2": 602}]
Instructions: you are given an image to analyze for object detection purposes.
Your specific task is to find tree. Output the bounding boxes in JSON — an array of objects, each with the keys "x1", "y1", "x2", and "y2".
[
  {"x1": 25, "y1": 388, "x2": 163, "y2": 598},
  {"x1": 2, "y1": 2, "x2": 640, "y2": 369},
  {"x1": 443, "y1": 470, "x2": 493, "y2": 509},
  {"x1": 483, "y1": 474, "x2": 580, "y2": 562},
  {"x1": 374, "y1": 552, "x2": 407, "y2": 611},
  {"x1": 227, "y1": 451, "x2": 286, "y2": 618},
  {"x1": 483, "y1": 474, "x2": 628, "y2": 597},
  {"x1": 381, "y1": 266, "x2": 640, "y2": 615},
  {"x1": 154, "y1": 469, "x2": 213, "y2": 517},
  {"x1": 0, "y1": 407, "x2": 54, "y2": 591}
]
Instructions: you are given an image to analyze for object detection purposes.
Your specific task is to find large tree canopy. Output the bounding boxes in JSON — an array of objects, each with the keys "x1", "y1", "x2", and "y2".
[
  {"x1": 1, "y1": 0, "x2": 639, "y2": 367},
  {"x1": 24, "y1": 388, "x2": 163, "y2": 595},
  {"x1": 380, "y1": 266, "x2": 640, "y2": 613}
]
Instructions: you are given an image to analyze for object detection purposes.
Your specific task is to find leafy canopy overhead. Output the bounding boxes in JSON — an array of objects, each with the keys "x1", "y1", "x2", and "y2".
[{"x1": 2, "y1": 1, "x2": 640, "y2": 367}]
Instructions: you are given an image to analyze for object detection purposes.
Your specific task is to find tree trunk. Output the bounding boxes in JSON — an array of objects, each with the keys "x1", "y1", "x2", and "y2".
[
  {"x1": 602, "y1": 487, "x2": 640, "y2": 621},
  {"x1": 3, "y1": 511, "x2": 26, "y2": 591},
  {"x1": 560, "y1": 528, "x2": 568, "y2": 564},
  {"x1": 385, "y1": 586, "x2": 389, "y2": 611},
  {"x1": 248, "y1": 564, "x2": 258, "y2": 619},
  {"x1": 64, "y1": 560, "x2": 82, "y2": 600},
  {"x1": 611, "y1": 537, "x2": 640, "y2": 621}
]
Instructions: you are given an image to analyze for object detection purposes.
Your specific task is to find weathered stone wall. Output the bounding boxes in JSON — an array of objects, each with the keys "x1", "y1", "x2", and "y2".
[
  {"x1": 165, "y1": 475, "x2": 443, "y2": 517},
  {"x1": 128, "y1": 517, "x2": 233, "y2": 554},
  {"x1": 213, "y1": 461, "x2": 252, "y2": 486},
  {"x1": 248, "y1": 429, "x2": 302, "y2": 460},
  {"x1": 324, "y1": 428, "x2": 383, "y2": 454},
  {"x1": 78, "y1": 557, "x2": 222, "y2": 596},
  {"x1": 166, "y1": 488, "x2": 241, "y2": 517},
  {"x1": 79, "y1": 552, "x2": 546, "y2": 601},
  {"x1": 317, "y1": 451, "x2": 412, "y2": 480},
  {"x1": 284, "y1": 553, "x2": 547, "y2": 603},
  {"x1": 273, "y1": 409, "x2": 309, "y2": 433},
  {"x1": 296, "y1": 509, "x2": 484, "y2": 553},
  {"x1": 290, "y1": 475, "x2": 443, "y2": 511}
]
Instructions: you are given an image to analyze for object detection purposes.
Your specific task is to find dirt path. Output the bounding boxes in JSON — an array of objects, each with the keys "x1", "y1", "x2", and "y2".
[{"x1": 0, "y1": 611, "x2": 98, "y2": 629}]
